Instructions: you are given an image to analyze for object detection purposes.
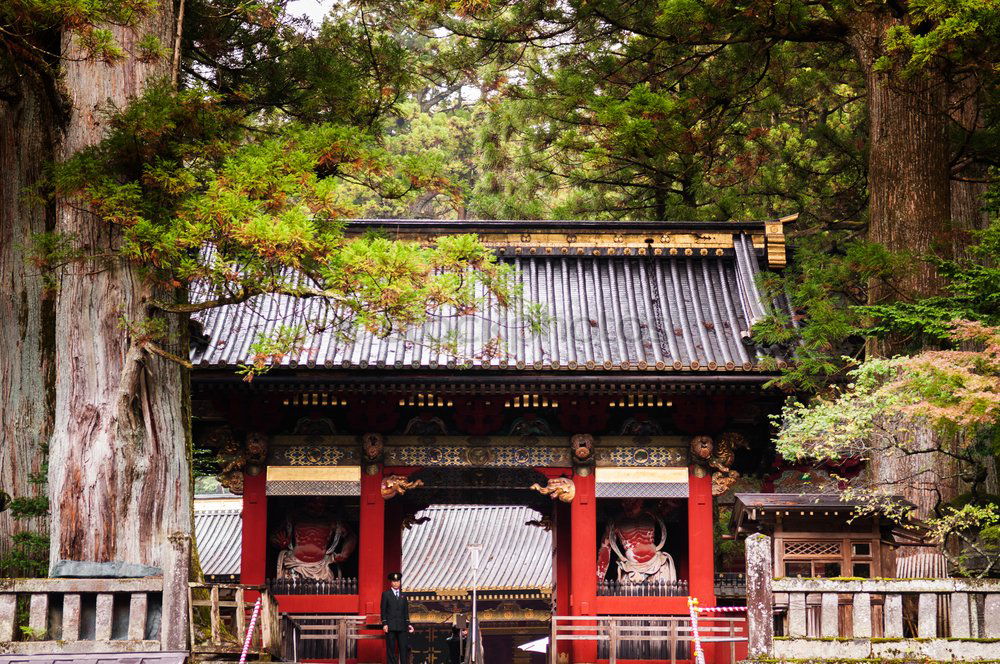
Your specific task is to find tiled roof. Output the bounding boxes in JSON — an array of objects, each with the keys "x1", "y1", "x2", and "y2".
[
  {"x1": 190, "y1": 227, "x2": 790, "y2": 373},
  {"x1": 193, "y1": 497, "x2": 242, "y2": 577},
  {"x1": 402, "y1": 505, "x2": 551, "y2": 592},
  {"x1": 733, "y1": 493, "x2": 913, "y2": 510}
]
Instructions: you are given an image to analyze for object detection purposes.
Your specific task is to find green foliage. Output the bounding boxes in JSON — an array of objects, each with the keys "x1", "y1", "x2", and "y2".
[
  {"x1": 774, "y1": 322, "x2": 1000, "y2": 575},
  {"x1": 1, "y1": 0, "x2": 158, "y2": 73},
  {"x1": 44, "y1": 61, "x2": 520, "y2": 372},
  {"x1": 136, "y1": 33, "x2": 168, "y2": 62},
  {"x1": 78, "y1": 27, "x2": 127, "y2": 62},
  {"x1": 756, "y1": 215, "x2": 1000, "y2": 391},
  {"x1": 714, "y1": 506, "x2": 744, "y2": 565},
  {"x1": 19, "y1": 622, "x2": 47, "y2": 640},
  {"x1": 376, "y1": 0, "x2": 901, "y2": 223},
  {"x1": 883, "y1": 0, "x2": 1000, "y2": 74},
  {"x1": 238, "y1": 325, "x2": 306, "y2": 379},
  {"x1": 26, "y1": 232, "x2": 84, "y2": 292},
  {"x1": 9, "y1": 496, "x2": 49, "y2": 520},
  {"x1": 0, "y1": 532, "x2": 50, "y2": 578},
  {"x1": 754, "y1": 237, "x2": 903, "y2": 390},
  {"x1": 862, "y1": 219, "x2": 1000, "y2": 342}
]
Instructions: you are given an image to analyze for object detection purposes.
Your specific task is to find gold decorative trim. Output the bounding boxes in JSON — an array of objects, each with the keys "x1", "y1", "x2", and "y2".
[
  {"x1": 595, "y1": 467, "x2": 689, "y2": 484},
  {"x1": 764, "y1": 214, "x2": 797, "y2": 268},
  {"x1": 266, "y1": 465, "x2": 361, "y2": 481}
]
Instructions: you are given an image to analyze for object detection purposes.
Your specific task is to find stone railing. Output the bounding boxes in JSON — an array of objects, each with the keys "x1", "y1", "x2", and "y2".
[
  {"x1": 0, "y1": 577, "x2": 166, "y2": 654},
  {"x1": 745, "y1": 534, "x2": 1000, "y2": 662},
  {"x1": 0, "y1": 535, "x2": 190, "y2": 655}
]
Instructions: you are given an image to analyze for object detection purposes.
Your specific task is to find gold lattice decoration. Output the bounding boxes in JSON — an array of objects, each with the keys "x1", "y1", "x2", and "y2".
[{"x1": 784, "y1": 541, "x2": 841, "y2": 557}]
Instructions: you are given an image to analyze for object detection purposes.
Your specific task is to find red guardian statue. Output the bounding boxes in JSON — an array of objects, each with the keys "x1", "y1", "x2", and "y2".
[
  {"x1": 270, "y1": 496, "x2": 357, "y2": 581},
  {"x1": 597, "y1": 498, "x2": 676, "y2": 583}
]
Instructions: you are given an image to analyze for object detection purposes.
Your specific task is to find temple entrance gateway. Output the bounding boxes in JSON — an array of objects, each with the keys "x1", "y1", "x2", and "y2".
[{"x1": 191, "y1": 218, "x2": 791, "y2": 662}]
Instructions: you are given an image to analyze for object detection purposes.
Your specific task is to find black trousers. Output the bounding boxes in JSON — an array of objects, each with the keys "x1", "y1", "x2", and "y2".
[{"x1": 386, "y1": 629, "x2": 409, "y2": 664}]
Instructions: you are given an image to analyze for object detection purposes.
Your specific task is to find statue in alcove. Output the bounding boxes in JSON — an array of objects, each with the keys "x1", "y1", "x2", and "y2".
[
  {"x1": 270, "y1": 497, "x2": 357, "y2": 581},
  {"x1": 597, "y1": 499, "x2": 676, "y2": 583}
]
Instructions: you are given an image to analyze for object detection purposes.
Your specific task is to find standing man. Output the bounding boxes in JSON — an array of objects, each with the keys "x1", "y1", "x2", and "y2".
[{"x1": 381, "y1": 571, "x2": 414, "y2": 664}]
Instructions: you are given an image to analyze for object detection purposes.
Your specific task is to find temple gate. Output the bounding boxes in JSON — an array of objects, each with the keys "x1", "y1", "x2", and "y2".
[{"x1": 190, "y1": 219, "x2": 793, "y2": 663}]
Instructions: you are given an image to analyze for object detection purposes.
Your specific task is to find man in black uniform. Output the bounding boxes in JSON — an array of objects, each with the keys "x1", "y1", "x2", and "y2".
[{"x1": 380, "y1": 571, "x2": 413, "y2": 664}]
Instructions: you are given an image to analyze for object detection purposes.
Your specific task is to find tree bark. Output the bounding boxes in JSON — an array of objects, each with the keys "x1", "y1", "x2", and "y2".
[
  {"x1": 48, "y1": 7, "x2": 192, "y2": 573},
  {"x1": 0, "y1": 61, "x2": 57, "y2": 564},
  {"x1": 848, "y1": 15, "x2": 960, "y2": 531},
  {"x1": 948, "y1": 71, "x2": 990, "y2": 260},
  {"x1": 849, "y1": 14, "x2": 953, "y2": 309}
]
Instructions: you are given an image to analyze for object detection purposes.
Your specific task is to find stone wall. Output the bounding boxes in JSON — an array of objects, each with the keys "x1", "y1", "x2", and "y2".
[{"x1": 746, "y1": 534, "x2": 1000, "y2": 661}]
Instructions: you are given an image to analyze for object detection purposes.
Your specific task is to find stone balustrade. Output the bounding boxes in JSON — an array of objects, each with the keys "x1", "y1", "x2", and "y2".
[
  {"x1": 745, "y1": 533, "x2": 1000, "y2": 662},
  {"x1": 0, "y1": 577, "x2": 165, "y2": 654}
]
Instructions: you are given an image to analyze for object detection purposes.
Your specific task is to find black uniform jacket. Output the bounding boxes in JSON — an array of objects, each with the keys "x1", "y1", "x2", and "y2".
[{"x1": 380, "y1": 588, "x2": 410, "y2": 631}]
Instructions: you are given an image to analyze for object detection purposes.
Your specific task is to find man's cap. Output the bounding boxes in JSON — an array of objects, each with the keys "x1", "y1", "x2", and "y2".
[{"x1": 388, "y1": 572, "x2": 402, "y2": 581}]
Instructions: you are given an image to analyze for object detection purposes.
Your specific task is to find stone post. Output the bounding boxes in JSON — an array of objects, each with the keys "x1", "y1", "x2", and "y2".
[
  {"x1": 745, "y1": 533, "x2": 774, "y2": 658},
  {"x1": 161, "y1": 532, "x2": 191, "y2": 650}
]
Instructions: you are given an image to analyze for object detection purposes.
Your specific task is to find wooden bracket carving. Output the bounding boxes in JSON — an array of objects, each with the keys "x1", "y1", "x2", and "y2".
[
  {"x1": 530, "y1": 477, "x2": 576, "y2": 503},
  {"x1": 381, "y1": 475, "x2": 424, "y2": 500}
]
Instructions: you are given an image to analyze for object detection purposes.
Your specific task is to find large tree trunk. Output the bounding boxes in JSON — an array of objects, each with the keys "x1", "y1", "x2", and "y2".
[
  {"x1": 948, "y1": 71, "x2": 990, "y2": 259},
  {"x1": 0, "y1": 62, "x2": 57, "y2": 570},
  {"x1": 847, "y1": 16, "x2": 960, "y2": 537},
  {"x1": 849, "y1": 14, "x2": 953, "y2": 308},
  {"x1": 47, "y1": 8, "x2": 192, "y2": 575}
]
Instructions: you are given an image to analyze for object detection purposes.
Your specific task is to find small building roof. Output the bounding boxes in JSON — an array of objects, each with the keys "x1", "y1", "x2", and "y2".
[
  {"x1": 730, "y1": 492, "x2": 918, "y2": 538},
  {"x1": 190, "y1": 220, "x2": 793, "y2": 377},
  {"x1": 193, "y1": 495, "x2": 242, "y2": 578},
  {"x1": 402, "y1": 504, "x2": 552, "y2": 593}
]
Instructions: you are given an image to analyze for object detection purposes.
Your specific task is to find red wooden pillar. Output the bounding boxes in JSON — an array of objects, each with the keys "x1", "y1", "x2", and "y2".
[
  {"x1": 358, "y1": 468, "x2": 386, "y2": 664},
  {"x1": 384, "y1": 500, "x2": 404, "y2": 581},
  {"x1": 570, "y1": 471, "x2": 597, "y2": 664},
  {"x1": 240, "y1": 472, "x2": 267, "y2": 588},
  {"x1": 688, "y1": 468, "x2": 716, "y2": 662},
  {"x1": 554, "y1": 500, "x2": 572, "y2": 661}
]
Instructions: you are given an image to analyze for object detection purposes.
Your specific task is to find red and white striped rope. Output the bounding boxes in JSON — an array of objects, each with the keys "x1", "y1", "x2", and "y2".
[
  {"x1": 694, "y1": 605, "x2": 747, "y2": 613},
  {"x1": 687, "y1": 597, "x2": 706, "y2": 664},
  {"x1": 239, "y1": 596, "x2": 263, "y2": 664}
]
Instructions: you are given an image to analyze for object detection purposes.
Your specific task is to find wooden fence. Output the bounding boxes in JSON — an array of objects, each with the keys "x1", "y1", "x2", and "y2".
[
  {"x1": 280, "y1": 614, "x2": 383, "y2": 664},
  {"x1": 0, "y1": 577, "x2": 164, "y2": 654},
  {"x1": 188, "y1": 582, "x2": 280, "y2": 657},
  {"x1": 548, "y1": 614, "x2": 746, "y2": 664},
  {"x1": 745, "y1": 533, "x2": 1000, "y2": 661}
]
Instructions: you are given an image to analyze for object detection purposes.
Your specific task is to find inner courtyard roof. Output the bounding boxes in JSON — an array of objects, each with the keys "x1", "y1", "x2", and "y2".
[
  {"x1": 190, "y1": 219, "x2": 794, "y2": 374},
  {"x1": 402, "y1": 505, "x2": 551, "y2": 592}
]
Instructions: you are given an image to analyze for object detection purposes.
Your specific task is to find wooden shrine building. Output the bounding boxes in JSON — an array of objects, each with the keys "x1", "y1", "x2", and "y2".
[
  {"x1": 730, "y1": 493, "x2": 922, "y2": 580},
  {"x1": 188, "y1": 218, "x2": 796, "y2": 664}
]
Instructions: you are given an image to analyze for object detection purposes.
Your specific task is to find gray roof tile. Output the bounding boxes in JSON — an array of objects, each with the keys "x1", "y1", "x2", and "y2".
[
  {"x1": 402, "y1": 505, "x2": 551, "y2": 592},
  {"x1": 194, "y1": 507, "x2": 242, "y2": 577},
  {"x1": 190, "y1": 232, "x2": 783, "y2": 372}
]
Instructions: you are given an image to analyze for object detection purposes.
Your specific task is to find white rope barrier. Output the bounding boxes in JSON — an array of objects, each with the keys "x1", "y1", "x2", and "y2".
[
  {"x1": 687, "y1": 597, "x2": 706, "y2": 664},
  {"x1": 695, "y1": 605, "x2": 747, "y2": 613},
  {"x1": 688, "y1": 598, "x2": 747, "y2": 664},
  {"x1": 239, "y1": 596, "x2": 263, "y2": 664}
]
